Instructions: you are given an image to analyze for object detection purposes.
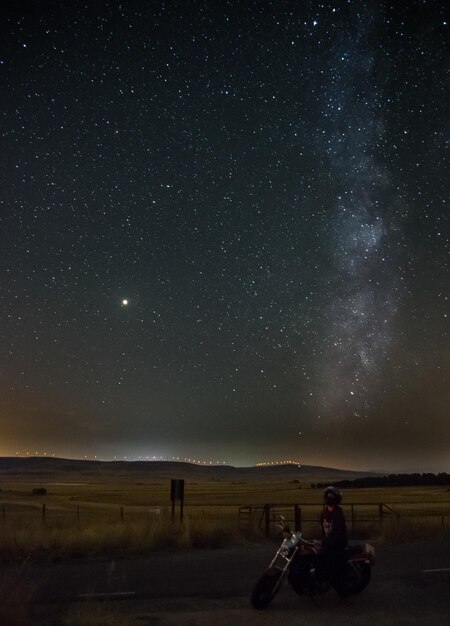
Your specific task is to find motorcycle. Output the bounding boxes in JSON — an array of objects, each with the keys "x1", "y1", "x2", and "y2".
[{"x1": 251, "y1": 516, "x2": 375, "y2": 609}]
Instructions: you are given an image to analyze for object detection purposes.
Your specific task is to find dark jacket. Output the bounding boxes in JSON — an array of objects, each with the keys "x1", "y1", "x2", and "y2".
[{"x1": 320, "y1": 505, "x2": 348, "y2": 551}]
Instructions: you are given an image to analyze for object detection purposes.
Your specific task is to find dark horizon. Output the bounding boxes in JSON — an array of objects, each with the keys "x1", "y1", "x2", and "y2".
[
  {"x1": 1, "y1": 1, "x2": 448, "y2": 474},
  {"x1": 1, "y1": 452, "x2": 448, "y2": 476},
  {"x1": 1, "y1": 454, "x2": 449, "y2": 476}
]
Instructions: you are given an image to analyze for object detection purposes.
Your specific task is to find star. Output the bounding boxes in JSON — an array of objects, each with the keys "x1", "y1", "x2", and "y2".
[{"x1": 0, "y1": 0, "x2": 447, "y2": 471}]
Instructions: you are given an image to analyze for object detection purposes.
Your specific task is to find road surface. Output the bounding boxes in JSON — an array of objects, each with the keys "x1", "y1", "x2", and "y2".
[{"x1": 25, "y1": 538, "x2": 450, "y2": 625}]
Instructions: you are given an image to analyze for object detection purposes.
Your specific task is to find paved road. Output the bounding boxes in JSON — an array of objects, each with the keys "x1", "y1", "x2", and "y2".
[{"x1": 25, "y1": 539, "x2": 450, "y2": 625}]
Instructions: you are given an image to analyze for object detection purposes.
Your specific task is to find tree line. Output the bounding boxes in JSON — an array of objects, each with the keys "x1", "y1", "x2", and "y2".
[{"x1": 313, "y1": 473, "x2": 450, "y2": 489}]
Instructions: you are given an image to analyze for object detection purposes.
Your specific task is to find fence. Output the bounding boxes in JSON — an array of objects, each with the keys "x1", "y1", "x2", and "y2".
[
  {"x1": 238, "y1": 502, "x2": 450, "y2": 536},
  {"x1": 1, "y1": 500, "x2": 449, "y2": 533},
  {"x1": 0, "y1": 501, "x2": 238, "y2": 528}
]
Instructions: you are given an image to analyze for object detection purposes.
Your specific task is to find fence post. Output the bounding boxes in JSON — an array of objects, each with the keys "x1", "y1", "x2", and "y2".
[
  {"x1": 42, "y1": 503, "x2": 46, "y2": 524},
  {"x1": 239, "y1": 505, "x2": 252, "y2": 528},
  {"x1": 351, "y1": 504, "x2": 355, "y2": 533},
  {"x1": 378, "y1": 504, "x2": 383, "y2": 527},
  {"x1": 264, "y1": 505, "x2": 271, "y2": 537},
  {"x1": 294, "y1": 505, "x2": 301, "y2": 532}
]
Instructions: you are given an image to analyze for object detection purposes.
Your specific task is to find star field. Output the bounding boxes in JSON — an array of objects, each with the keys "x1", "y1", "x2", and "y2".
[{"x1": 0, "y1": 1, "x2": 448, "y2": 470}]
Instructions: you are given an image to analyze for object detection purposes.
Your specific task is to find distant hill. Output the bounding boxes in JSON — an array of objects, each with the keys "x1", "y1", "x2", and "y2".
[{"x1": 0, "y1": 456, "x2": 378, "y2": 482}]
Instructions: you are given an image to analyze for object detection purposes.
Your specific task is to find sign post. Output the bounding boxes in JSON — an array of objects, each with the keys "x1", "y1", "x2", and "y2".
[{"x1": 170, "y1": 479, "x2": 185, "y2": 523}]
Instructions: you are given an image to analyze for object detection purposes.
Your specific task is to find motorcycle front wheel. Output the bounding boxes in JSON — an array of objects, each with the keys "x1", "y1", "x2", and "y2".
[
  {"x1": 344, "y1": 561, "x2": 371, "y2": 595},
  {"x1": 250, "y1": 567, "x2": 283, "y2": 609}
]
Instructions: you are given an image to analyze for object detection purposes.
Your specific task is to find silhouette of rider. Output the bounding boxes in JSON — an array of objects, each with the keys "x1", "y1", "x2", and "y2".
[{"x1": 319, "y1": 485, "x2": 349, "y2": 599}]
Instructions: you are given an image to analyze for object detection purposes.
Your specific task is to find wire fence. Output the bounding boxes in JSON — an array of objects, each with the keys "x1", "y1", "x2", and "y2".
[
  {"x1": 238, "y1": 502, "x2": 450, "y2": 536},
  {"x1": 0, "y1": 501, "x2": 240, "y2": 528},
  {"x1": 1, "y1": 500, "x2": 449, "y2": 533}
]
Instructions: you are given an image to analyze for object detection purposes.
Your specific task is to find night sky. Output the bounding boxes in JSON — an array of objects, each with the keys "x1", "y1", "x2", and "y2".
[{"x1": 1, "y1": 1, "x2": 448, "y2": 471}]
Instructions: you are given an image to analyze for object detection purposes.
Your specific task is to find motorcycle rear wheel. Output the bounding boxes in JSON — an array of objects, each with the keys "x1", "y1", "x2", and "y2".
[
  {"x1": 344, "y1": 561, "x2": 371, "y2": 595},
  {"x1": 250, "y1": 567, "x2": 283, "y2": 609}
]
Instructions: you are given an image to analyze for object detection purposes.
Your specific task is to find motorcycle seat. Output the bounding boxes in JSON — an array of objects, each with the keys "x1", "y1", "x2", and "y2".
[{"x1": 345, "y1": 544, "x2": 364, "y2": 556}]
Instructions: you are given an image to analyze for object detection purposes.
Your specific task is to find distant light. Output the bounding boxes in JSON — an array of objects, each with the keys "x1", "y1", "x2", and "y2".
[{"x1": 122, "y1": 299, "x2": 129, "y2": 306}]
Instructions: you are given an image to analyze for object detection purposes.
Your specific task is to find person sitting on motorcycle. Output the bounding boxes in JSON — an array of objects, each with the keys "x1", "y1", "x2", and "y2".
[{"x1": 319, "y1": 486, "x2": 349, "y2": 600}]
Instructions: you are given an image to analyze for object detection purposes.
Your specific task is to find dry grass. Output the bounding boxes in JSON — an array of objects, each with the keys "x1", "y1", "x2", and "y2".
[
  {"x1": 2, "y1": 511, "x2": 441, "y2": 564},
  {"x1": 1, "y1": 477, "x2": 449, "y2": 518},
  {"x1": 378, "y1": 516, "x2": 450, "y2": 543},
  {"x1": 1, "y1": 476, "x2": 449, "y2": 561},
  {"x1": 0, "y1": 515, "x2": 264, "y2": 563}
]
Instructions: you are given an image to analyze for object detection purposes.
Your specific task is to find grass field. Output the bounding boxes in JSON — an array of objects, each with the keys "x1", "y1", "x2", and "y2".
[
  {"x1": 1, "y1": 476, "x2": 449, "y2": 516},
  {"x1": 1, "y1": 469, "x2": 449, "y2": 562}
]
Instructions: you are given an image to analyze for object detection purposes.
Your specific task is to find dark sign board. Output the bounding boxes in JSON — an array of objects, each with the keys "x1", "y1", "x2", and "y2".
[{"x1": 170, "y1": 479, "x2": 185, "y2": 502}]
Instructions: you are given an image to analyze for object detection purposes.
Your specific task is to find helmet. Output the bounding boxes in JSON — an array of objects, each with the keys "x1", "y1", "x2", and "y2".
[{"x1": 323, "y1": 485, "x2": 342, "y2": 505}]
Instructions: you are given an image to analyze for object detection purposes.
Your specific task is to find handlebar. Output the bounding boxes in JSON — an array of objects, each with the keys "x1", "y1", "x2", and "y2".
[{"x1": 278, "y1": 516, "x2": 321, "y2": 550}]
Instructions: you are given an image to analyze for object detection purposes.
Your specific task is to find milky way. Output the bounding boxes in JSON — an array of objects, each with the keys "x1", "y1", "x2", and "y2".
[
  {"x1": 313, "y1": 6, "x2": 399, "y2": 418},
  {"x1": 0, "y1": 1, "x2": 448, "y2": 470}
]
